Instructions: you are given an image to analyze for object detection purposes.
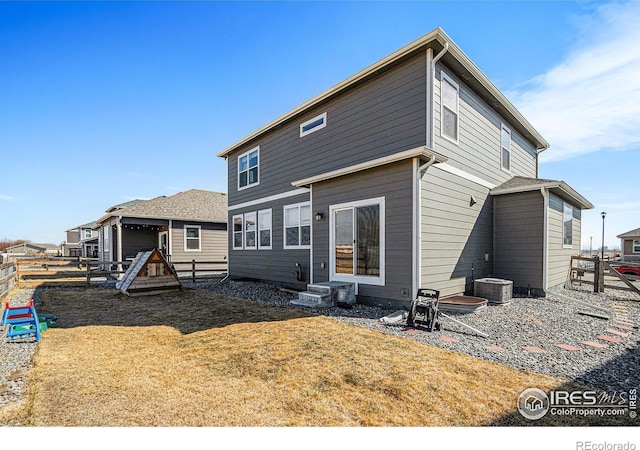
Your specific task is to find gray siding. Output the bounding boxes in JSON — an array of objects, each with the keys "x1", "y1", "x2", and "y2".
[
  {"x1": 312, "y1": 160, "x2": 415, "y2": 304},
  {"x1": 227, "y1": 53, "x2": 427, "y2": 207},
  {"x1": 433, "y1": 64, "x2": 538, "y2": 186},
  {"x1": 170, "y1": 220, "x2": 227, "y2": 264},
  {"x1": 493, "y1": 191, "x2": 544, "y2": 291},
  {"x1": 228, "y1": 193, "x2": 311, "y2": 287},
  {"x1": 66, "y1": 230, "x2": 79, "y2": 243},
  {"x1": 547, "y1": 193, "x2": 581, "y2": 290},
  {"x1": 420, "y1": 165, "x2": 493, "y2": 297}
]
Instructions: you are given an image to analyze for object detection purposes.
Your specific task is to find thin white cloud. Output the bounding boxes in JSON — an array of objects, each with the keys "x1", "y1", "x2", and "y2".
[
  {"x1": 508, "y1": 1, "x2": 640, "y2": 163},
  {"x1": 0, "y1": 194, "x2": 15, "y2": 201}
]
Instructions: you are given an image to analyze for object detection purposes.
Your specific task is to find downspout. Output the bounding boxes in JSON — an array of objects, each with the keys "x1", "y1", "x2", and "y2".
[
  {"x1": 414, "y1": 154, "x2": 436, "y2": 299},
  {"x1": 540, "y1": 188, "x2": 548, "y2": 293},
  {"x1": 310, "y1": 184, "x2": 314, "y2": 284},
  {"x1": 414, "y1": 41, "x2": 449, "y2": 298},
  {"x1": 427, "y1": 42, "x2": 449, "y2": 148}
]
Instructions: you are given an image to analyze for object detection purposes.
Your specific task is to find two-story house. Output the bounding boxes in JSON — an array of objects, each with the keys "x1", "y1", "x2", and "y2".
[
  {"x1": 217, "y1": 28, "x2": 592, "y2": 308},
  {"x1": 62, "y1": 222, "x2": 99, "y2": 257}
]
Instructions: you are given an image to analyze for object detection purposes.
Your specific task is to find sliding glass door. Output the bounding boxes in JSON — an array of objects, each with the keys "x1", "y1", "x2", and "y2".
[{"x1": 330, "y1": 197, "x2": 385, "y2": 286}]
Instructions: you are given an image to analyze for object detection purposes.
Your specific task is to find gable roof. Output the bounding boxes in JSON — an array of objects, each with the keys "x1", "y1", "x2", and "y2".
[
  {"x1": 490, "y1": 176, "x2": 594, "y2": 210},
  {"x1": 617, "y1": 228, "x2": 640, "y2": 239},
  {"x1": 106, "y1": 199, "x2": 148, "y2": 213},
  {"x1": 96, "y1": 189, "x2": 227, "y2": 225},
  {"x1": 217, "y1": 27, "x2": 549, "y2": 159},
  {"x1": 66, "y1": 221, "x2": 98, "y2": 233}
]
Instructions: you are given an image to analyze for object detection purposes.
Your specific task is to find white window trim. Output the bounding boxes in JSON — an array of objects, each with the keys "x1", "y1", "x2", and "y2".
[
  {"x1": 258, "y1": 209, "x2": 272, "y2": 250},
  {"x1": 329, "y1": 197, "x2": 385, "y2": 287},
  {"x1": 300, "y1": 112, "x2": 327, "y2": 137},
  {"x1": 440, "y1": 72, "x2": 459, "y2": 145},
  {"x1": 501, "y1": 123, "x2": 511, "y2": 173},
  {"x1": 184, "y1": 225, "x2": 202, "y2": 252},
  {"x1": 562, "y1": 203, "x2": 573, "y2": 249},
  {"x1": 237, "y1": 146, "x2": 260, "y2": 191},
  {"x1": 633, "y1": 240, "x2": 640, "y2": 253},
  {"x1": 283, "y1": 202, "x2": 311, "y2": 250},
  {"x1": 244, "y1": 211, "x2": 257, "y2": 250},
  {"x1": 232, "y1": 214, "x2": 244, "y2": 250}
]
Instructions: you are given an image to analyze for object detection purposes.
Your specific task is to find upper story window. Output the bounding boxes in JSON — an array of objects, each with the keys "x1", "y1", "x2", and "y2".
[
  {"x1": 238, "y1": 147, "x2": 259, "y2": 190},
  {"x1": 284, "y1": 202, "x2": 311, "y2": 249},
  {"x1": 184, "y1": 225, "x2": 201, "y2": 251},
  {"x1": 83, "y1": 229, "x2": 92, "y2": 239},
  {"x1": 563, "y1": 203, "x2": 573, "y2": 247},
  {"x1": 633, "y1": 240, "x2": 640, "y2": 253},
  {"x1": 300, "y1": 112, "x2": 327, "y2": 137},
  {"x1": 501, "y1": 124, "x2": 511, "y2": 172},
  {"x1": 441, "y1": 73, "x2": 459, "y2": 144}
]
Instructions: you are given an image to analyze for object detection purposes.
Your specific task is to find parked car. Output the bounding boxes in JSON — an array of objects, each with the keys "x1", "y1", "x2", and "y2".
[{"x1": 613, "y1": 266, "x2": 640, "y2": 277}]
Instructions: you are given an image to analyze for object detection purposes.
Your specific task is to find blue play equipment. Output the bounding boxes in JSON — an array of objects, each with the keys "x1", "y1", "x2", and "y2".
[{"x1": 1, "y1": 300, "x2": 42, "y2": 342}]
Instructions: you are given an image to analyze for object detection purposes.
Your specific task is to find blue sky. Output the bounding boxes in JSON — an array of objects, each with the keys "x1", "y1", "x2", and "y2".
[{"x1": 1, "y1": 0, "x2": 638, "y2": 251}]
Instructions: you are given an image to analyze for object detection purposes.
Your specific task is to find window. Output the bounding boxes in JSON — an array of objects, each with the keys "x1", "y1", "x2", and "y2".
[
  {"x1": 244, "y1": 212, "x2": 257, "y2": 250},
  {"x1": 233, "y1": 215, "x2": 243, "y2": 250},
  {"x1": 284, "y1": 203, "x2": 311, "y2": 249},
  {"x1": 238, "y1": 147, "x2": 259, "y2": 190},
  {"x1": 501, "y1": 124, "x2": 511, "y2": 171},
  {"x1": 633, "y1": 240, "x2": 640, "y2": 253},
  {"x1": 184, "y1": 225, "x2": 201, "y2": 251},
  {"x1": 441, "y1": 73, "x2": 459, "y2": 143},
  {"x1": 563, "y1": 203, "x2": 573, "y2": 247},
  {"x1": 300, "y1": 112, "x2": 327, "y2": 137},
  {"x1": 84, "y1": 229, "x2": 92, "y2": 239},
  {"x1": 258, "y1": 209, "x2": 272, "y2": 249}
]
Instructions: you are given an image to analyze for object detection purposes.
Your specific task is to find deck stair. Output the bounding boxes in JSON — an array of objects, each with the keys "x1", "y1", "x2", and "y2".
[{"x1": 292, "y1": 281, "x2": 355, "y2": 308}]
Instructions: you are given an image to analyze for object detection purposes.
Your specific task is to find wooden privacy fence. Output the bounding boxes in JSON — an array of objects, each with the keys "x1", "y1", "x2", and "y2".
[
  {"x1": 0, "y1": 262, "x2": 18, "y2": 300},
  {"x1": 569, "y1": 256, "x2": 640, "y2": 297}
]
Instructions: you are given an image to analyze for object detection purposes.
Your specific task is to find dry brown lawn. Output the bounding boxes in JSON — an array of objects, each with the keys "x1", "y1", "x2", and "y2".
[{"x1": 2, "y1": 287, "x2": 628, "y2": 426}]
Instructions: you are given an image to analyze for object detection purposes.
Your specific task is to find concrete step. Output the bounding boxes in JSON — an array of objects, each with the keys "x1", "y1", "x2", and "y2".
[
  {"x1": 291, "y1": 290, "x2": 332, "y2": 308},
  {"x1": 307, "y1": 283, "x2": 332, "y2": 294}
]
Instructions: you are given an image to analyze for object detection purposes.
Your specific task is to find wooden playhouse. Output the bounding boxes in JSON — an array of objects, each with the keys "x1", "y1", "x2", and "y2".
[{"x1": 116, "y1": 249, "x2": 181, "y2": 296}]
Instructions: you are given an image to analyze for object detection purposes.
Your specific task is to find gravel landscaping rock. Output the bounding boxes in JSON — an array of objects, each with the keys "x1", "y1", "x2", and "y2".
[{"x1": 1, "y1": 280, "x2": 638, "y2": 415}]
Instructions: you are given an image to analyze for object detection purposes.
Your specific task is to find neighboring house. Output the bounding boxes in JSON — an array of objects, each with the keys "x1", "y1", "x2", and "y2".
[
  {"x1": 217, "y1": 28, "x2": 592, "y2": 307},
  {"x1": 5, "y1": 242, "x2": 60, "y2": 255},
  {"x1": 62, "y1": 221, "x2": 99, "y2": 257},
  {"x1": 94, "y1": 189, "x2": 228, "y2": 267},
  {"x1": 617, "y1": 228, "x2": 640, "y2": 262}
]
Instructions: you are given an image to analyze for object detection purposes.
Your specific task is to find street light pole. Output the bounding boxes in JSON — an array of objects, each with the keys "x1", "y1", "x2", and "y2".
[{"x1": 601, "y1": 212, "x2": 607, "y2": 260}]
